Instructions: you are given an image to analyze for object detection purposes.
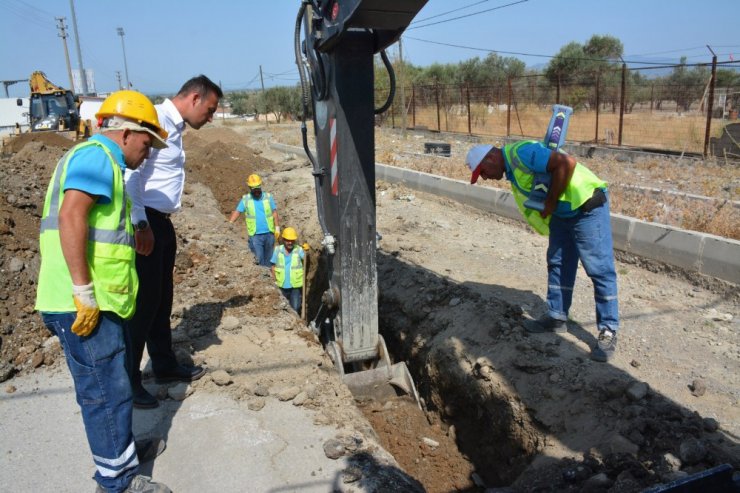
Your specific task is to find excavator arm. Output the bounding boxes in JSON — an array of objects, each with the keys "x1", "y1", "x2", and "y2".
[{"x1": 295, "y1": 0, "x2": 427, "y2": 403}]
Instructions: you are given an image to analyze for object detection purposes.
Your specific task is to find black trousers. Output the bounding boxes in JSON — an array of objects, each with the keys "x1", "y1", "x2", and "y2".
[{"x1": 126, "y1": 208, "x2": 179, "y2": 387}]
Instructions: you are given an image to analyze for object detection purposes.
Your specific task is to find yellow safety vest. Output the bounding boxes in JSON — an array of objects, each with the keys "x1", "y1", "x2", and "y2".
[
  {"x1": 243, "y1": 192, "x2": 274, "y2": 236},
  {"x1": 503, "y1": 141, "x2": 607, "y2": 236},
  {"x1": 35, "y1": 141, "x2": 138, "y2": 318},
  {"x1": 274, "y1": 245, "x2": 304, "y2": 288}
]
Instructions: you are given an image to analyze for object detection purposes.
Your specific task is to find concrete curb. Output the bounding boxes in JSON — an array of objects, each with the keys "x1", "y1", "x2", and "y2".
[{"x1": 271, "y1": 143, "x2": 740, "y2": 285}]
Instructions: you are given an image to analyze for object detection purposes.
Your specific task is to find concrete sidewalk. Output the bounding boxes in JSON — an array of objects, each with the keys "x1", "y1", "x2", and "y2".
[{"x1": 0, "y1": 368, "x2": 367, "y2": 492}]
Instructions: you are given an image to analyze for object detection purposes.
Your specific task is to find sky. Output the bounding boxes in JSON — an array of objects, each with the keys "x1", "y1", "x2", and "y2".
[{"x1": 1, "y1": 0, "x2": 738, "y2": 98}]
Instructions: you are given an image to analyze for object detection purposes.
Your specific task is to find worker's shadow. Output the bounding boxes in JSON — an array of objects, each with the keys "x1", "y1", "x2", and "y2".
[{"x1": 132, "y1": 295, "x2": 250, "y2": 476}]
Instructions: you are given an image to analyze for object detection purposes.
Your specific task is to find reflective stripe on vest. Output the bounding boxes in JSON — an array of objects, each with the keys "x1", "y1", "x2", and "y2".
[
  {"x1": 35, "y1": 141, "x2": 138, "y2": 318},
  {"x1": 503, "y1": 141, "x2": 607, "y2": 236},
  {"x1": 274, "y1": 245, "x2": 304, "y2": 288},
  {"x1": 243, "y1": 193, "x2": 274, "y2": 236}
]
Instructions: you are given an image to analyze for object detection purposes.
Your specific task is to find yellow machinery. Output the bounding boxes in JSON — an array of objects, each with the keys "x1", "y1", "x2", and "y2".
[{"x1": 24, "y1": 71, "x2": 90, "y2": 138}]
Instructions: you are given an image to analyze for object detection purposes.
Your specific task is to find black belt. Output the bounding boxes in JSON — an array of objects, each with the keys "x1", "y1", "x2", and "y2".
[
  {"x1": 580, "y1": 188, "x2": 607, "y2": 213},
  {"x1": 145, "y1": 206, "x2": 171, "y2": 220}
]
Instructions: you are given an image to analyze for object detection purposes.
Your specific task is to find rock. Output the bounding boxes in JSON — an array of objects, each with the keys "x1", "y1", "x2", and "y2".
[
  {"x1": 220, "y1": 316, "x2": 240, "y2": 331},
  {"x1": 6, "y1": 385, "x2": 16, "y2": 393},
  {"x1": 660, "y1": 470, "x2": 689, "y2": 483},
  {"x1": 449, "y1": 297, "x2": 461, "y2": 306},
  {"x1": 253, "y1": 383, "x2": 270, "y2": 396},
  {"x1": 323, "y1": 439, "x2": 345, "y2": 459},
  {"x1": 660, "y1": 453, "x2": 682, "y2": 472},
  {"x1": 341, "y1": 466, "x2": 362, "y2": 483},
  {"x1": 582, "y1": 472, "x2": 613, "y2": 492},
  {"x1": 421, "y1": 437, "x2": 439, "y2": 448},
  {"x1": 625, "y1": 382, "x2": 649, "y2": 401},
  {"x1": 8, "y1": 257, "x2": 24, "y2": 273},
  {"x1": 292, "y1": 391, "x2": 308, "y2": 406},
  {"x1": 689, "y1": 378, "x2": 706, "y2": 397},
  {"x1": 630, "y1": 359, "x2": 641, "y2": 368},
  {"x1": 168, "y1": 382, "x2": 193, "y2": 401},
  {"x1": 30, "y1": 350, "x2": 44, "y2": 368},
  {"x1": 603, "y1": 433, "x2": 639, "y2": 457},
  {"x1": 702, "y1": 417, "x2": 719, "y2": 432},
  {"x1": 211, "y1": 370, "x2": 232, "y2": 386},
  {"x1": 247, "y1": 398, "x2": 266, "y2": 411},
  {"x1": 276, "y1": 386, "x2": 301, "y2": 401},
  {"x1": 679, "y1": 437, "x2": 706, "y2": 464}
]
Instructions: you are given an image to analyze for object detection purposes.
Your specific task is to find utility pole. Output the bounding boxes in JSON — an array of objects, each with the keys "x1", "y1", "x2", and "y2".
[
  {"x1": 116, "y1": 27, "x2": 131, "y2": 88},
  {"x1": 398, "y1": 37, "x2": 407, "y2": 137},
  {"x1": 115, "y1": 71, "x2": 123, "y2": 90},
  {"x1": 68, "y1": 0, "x2": 88, "y2": 95},
  {"x1": 55, "y1": 17, "x2": 74, "y2": 90},
  {"x1": 259, "y1": 65, "x2": 267, "y2": 128}
]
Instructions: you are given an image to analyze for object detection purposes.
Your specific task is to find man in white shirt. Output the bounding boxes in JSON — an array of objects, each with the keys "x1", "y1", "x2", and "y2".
[{"x1": 124, "y1": 75, "x2": 222, "y2": 409}]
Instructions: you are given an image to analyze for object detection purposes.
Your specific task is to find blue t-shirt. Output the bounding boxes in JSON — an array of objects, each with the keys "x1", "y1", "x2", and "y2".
[
  {"x1": 235, "y1": 193, "x2": 277, "y2": 234},
  {"x1": 504, "y1": 141, "x2": 551, "y2": 180},
  {"x1": 63, "y1": 134, "x2": 126, "y2": 204},
  {"x1": 270, "y1": 246, "x2": 305, "y2": 289}
]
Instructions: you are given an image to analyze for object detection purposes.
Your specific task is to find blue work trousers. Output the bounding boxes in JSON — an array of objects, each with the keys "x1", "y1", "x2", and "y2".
[
  {"x1": 280, "y1": 287, "x2": 302, "y2": 315},
  {"x1": 249, "y1": 232, "x2": 275, "y2": 267},
  {"x1": 545, "y1": 193, "x2": 619, "y2": 332},
  {"x1": 41, "y1": 312, "x2": 138, "y2": 492}
]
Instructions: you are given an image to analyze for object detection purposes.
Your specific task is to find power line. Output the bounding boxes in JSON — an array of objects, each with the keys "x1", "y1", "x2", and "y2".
[
  {"x1": 404, "y1": 36, "x2": 722, "y2": 66},
  {"x1": 407, "y1": 0, "x2": 529, "y2": 30},
  {"x1": 0, "y1": 0, "x2": 55, "y2": 31},
  {"x1": 411, "y1": 0, "x2": 492, "y2": 24}
]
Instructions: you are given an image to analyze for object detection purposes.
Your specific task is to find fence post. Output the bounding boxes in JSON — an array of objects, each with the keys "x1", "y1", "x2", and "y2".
[
  {"x1": 412, "y1": 85, "x2": 416, "y2": 128},
  {"x1": 391, "y1": 99, "x2": 395, "y2": 128},
  {"x1": 466, "y1": 84, "x2": 472, "y2": 135},
  {"x1": 650, "y1": 83, "x2": 654, "y2": 113},
  {"x1": 704, "y1": 52, "x2": 718, "y2": 157},
  {"x1": 618, "y1": 63, "x2": 626, "y2": 146},
  {"x1": 507, "y1": 77, "x2": 512, "y2": 137},
  {"x1": 595, "y1": 72, "x2": 600, "y2": 143},
  {"x1": 443, "y1": 85, "x2": 448, "y2": 132},
  {"x1": 435, "y1": 83, "x2": 441, "y2": 132}
]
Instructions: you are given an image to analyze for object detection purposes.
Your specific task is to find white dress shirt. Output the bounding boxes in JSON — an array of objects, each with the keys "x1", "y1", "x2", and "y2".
[{"x1": 125, "y1": 98, "x2": 186, "y2": 223}]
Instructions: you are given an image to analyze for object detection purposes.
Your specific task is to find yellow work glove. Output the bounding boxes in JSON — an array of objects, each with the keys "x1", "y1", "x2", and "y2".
[
  {"x1": 71, "y1": 283, "x2": 100, "y2": 337},
  {"x1": 302, "y1": 242, "x2": 310, "y2": 252},
  {"x1": 274, "y1": 226, "x2": 281, "y2": 242}
]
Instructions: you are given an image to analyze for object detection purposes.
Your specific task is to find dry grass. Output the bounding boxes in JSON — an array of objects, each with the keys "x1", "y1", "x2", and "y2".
[{"x1": 409, "y1": 104, "x2": 727, "y2": 154}]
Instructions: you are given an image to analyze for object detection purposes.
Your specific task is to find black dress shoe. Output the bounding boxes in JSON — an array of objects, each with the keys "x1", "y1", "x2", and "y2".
[
  {"x1": 133, "y1": 385, "x2": 159, "y2": 409},
  {"x1": 154, "y1": 365, "x2": 206, "y2": 384}
]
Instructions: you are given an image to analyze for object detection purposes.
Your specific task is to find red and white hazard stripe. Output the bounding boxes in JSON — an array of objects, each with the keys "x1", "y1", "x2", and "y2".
[{"x1": 330, "y1": 117, "x2": 338, "y2": 196}]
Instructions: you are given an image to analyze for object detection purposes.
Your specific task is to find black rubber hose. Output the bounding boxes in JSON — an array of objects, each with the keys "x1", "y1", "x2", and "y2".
[{"x1": 375, "y1": 49, "x2": 396, "y2": 115}]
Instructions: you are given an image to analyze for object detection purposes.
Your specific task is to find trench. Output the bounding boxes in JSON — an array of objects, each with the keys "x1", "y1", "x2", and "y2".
[{"x1": 303, "y1": 248, "x2": 543, "y2": 492}]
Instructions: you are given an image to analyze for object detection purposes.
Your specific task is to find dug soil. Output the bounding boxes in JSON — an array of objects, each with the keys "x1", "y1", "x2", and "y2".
[{"x1": 1, "y1": 122, "x2": 738, "y2": 492}]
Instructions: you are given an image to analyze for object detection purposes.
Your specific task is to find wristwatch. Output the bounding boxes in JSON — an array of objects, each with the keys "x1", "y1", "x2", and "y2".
[{"x1": 135, "y1": 220, "x2": 149, "y2": 231}]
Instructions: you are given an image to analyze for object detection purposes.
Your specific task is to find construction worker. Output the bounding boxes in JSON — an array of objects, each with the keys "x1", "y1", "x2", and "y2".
[
  {"x1": 270, "y1": 227, "x2": 305, "y2": 315},
  {"x1": 125, "y1": 75, "x2": 222, "y2": 409},
  {"x1": 35, "y1": 91, "x2": 171, "y2": 492},
  {"x1": 228, "y1": 173, "x2": 280, "y2": 266},
  {"x1": 466, "y1": 142, "x2": 619, "y2": 362}
]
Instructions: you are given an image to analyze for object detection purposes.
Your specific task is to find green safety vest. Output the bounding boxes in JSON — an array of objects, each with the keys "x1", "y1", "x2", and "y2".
[
  {"x1": 274, "y1": 245, "x2": 304, "y2": 288},
  {"x1": 243, "y1": 192, "x2": 274, "y2": 236},
  {"x1": 35, "y1": 141, "x2": 138, "y2": 318},
  {"x1": 503, "y1": 141, "x2": 607, "y2": 236}
]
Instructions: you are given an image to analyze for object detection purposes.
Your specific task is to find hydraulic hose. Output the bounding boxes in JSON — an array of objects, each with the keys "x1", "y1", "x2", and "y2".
[
  {"x1": 374, "y1": 49, "x2": 396, "y2": 115},
  {"x1": 295, "y1": 1, "x2": 330, "y2": 239}
]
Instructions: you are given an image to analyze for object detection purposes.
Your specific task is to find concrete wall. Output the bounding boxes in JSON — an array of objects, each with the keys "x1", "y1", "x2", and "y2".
[{"x1": 271, "y1": 143, "x2": 740, "y2": 285}]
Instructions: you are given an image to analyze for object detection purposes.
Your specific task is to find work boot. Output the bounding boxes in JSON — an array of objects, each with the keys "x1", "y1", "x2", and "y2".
[
  {"x1": 135, "y1": 438, "x2": 166, "y2": 463},
  {"x1": 95, "y1": 475, "x2": 172, "y2": 493},
  {"x1": 591, "y1": 329, "x2": 618, "y2": 362},
  {"x1": 132, "y1": 383, "x2": 159, "y2": 409},
  {"x1": 524, "y1": 314, "x2": 567, "y2": 334},
  {"x1": 154, "y1": 364, "x2": 206, "y2": 384}
]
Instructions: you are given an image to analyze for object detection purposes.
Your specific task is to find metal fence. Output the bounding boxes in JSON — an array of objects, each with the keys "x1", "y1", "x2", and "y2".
[{"x1": 378, "y1": 60, "x2": 740, "y2": 157}]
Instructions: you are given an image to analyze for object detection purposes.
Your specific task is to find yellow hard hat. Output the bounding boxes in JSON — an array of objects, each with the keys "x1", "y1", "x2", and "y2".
[
  {"x1": 95, "y1": 90, "x2": 167, "y2": 141},
  {"x1": 281, "y1": 227, "x2": 298, "y2": 241},
  {"x1": 247, "y1": 174, "x2": 262, "y2": 188}
]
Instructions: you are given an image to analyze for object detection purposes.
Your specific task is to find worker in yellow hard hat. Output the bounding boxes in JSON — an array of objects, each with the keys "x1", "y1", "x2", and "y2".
[
  {"x1": 270, "y1": 227, "x2": 305, "y2": 315},
  {"x1": 35, "y1": 90, "x2": 170, "y2": 492},
  {"x1": 228, "y1": 173, "x2": 281, "y2": 266}
]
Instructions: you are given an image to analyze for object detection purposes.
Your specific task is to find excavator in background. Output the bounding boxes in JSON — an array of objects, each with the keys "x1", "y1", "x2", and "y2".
[
  {"x1": 21, "y1": 71, "x2": 91, "y2": 139},
  {"x1": 295, "y1": 0, "x2": 427, "y2": 404}
]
